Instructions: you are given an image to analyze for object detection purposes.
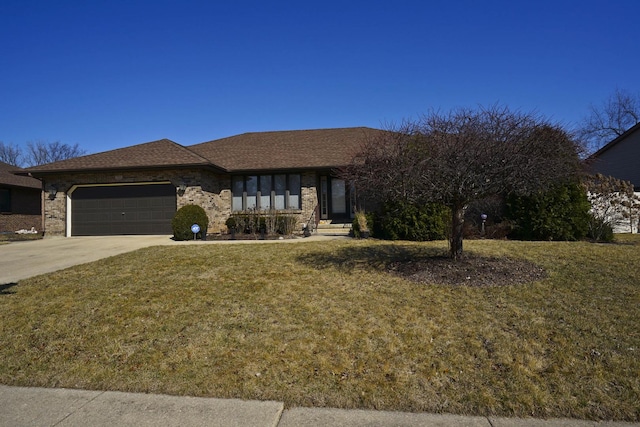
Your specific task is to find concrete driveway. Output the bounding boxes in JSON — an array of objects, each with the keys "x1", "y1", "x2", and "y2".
[
  {"x1": 0, "y1": 236, "x2": 175, "y2": 284},
  {"x1": 0, "y1": 234, "x2": 344, "y2": 284}
]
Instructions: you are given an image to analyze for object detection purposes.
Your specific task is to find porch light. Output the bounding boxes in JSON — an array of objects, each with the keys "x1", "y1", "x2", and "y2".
[
  {"x1": 48, "y1": 186, "x2": 57, "y2": 199},
  {"x1": 178, "y1": 182, "x2": 187, "y2": 193}
]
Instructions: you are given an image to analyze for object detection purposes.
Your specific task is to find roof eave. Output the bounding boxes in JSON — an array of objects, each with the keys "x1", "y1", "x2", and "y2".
[
  {"x1": 589, "y1": 122, "x2": 640, "y2": 159},
  {"x1": 25, "y1": 162, "x2": 226, "y2": 177}
]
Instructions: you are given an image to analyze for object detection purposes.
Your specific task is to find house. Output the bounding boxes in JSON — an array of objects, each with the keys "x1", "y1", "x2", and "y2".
[
  {"x1": 588, "y1": 122, "x2": 640, "y2": 233},
  {"x1": 589, "y1": 122, "x2": 640, "y2": 189},
  {"x1": 25, "y1": 127, "x2": 382, "y2": 237},
  {"x1": 0, "y1": 161, "x2": 42, "y2": 233}
]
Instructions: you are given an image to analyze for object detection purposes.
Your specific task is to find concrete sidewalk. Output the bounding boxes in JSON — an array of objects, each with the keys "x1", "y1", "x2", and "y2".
[{"x1": 1, "y1": 386, "x2": 637, "y2": 427}]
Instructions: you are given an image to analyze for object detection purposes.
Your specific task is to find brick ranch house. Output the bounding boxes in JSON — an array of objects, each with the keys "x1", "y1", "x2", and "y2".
[
  {"x1": 24, "y1": 127, "x2": 382, "y2": 237},
  {"x1": 0, "y1": 161, "x2": 42, "y2": 233}
]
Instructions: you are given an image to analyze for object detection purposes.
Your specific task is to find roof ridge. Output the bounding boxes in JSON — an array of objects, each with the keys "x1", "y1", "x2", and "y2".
[{"x1": 190, "y1": 126, "x2": 376, "y2": 146}]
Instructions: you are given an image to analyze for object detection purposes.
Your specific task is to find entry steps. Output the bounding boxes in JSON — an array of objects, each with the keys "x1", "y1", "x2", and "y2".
[{"x1": 314, "y1": 220, "x2": 353, "y2": 236}]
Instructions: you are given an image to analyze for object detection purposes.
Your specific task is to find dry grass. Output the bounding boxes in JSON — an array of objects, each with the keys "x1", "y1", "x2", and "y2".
[
  {"x1": 0, "y1": 237, "x2": 638, "y2": 421},
  {"x1": 0, "y1": 233, "x2": 42, "y2": 242}
]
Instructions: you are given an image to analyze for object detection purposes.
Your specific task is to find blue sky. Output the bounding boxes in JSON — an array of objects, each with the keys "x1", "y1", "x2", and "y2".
[{"x1": 1, "y1": 0, "x2": 638, "y2": 155}]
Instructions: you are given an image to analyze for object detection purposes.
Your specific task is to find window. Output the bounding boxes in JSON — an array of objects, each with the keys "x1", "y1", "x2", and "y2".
[
  {"x1": 0, "y1": 189, "x2": 10, "y2": 212},
  {"x1": 274, "y1": 174, "x2": 286, "y2": 209},
  {"x1": 231, "y1": 174, "x2": 301, "y2": 211},
  {"x1": 232, "y1": 176, "x2": 243, "y2": 211},
  {"x1": 260, "y1": 175, "x2": 272, "y2": 209},
  {"x1": 246, "y1": 176, "x2": 257, "y2": 209},
  {"x1": 288, "y1": 174, "x2": 300, "y2": 210}
]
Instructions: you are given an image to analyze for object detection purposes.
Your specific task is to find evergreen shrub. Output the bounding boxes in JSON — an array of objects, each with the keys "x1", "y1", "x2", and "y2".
[
  {"x1": 505, "y1": 182, "x2": 590, "y2": 241},
  {"x1": 374, "y1": 200, "x2": 450, "y2": 241},
  {"x1": 172, "y1": 204, "x2": 209, "y2": 240}
]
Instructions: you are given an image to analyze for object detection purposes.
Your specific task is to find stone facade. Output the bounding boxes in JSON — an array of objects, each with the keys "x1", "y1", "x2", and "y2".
[{"x1": 41, "y1": 169, "x2": 320, "y2": 237}]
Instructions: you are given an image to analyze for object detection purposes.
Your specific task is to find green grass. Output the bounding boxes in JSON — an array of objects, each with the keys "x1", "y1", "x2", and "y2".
[{"x1": 0, "y1": 237, "x2": 639, "y2": 421}]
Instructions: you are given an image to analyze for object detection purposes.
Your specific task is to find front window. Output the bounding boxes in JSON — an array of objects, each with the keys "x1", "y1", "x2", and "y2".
[
  {"x1": 232, "y1": 174, "x2": 301, "y2": 211},
  {"x1": 245, "y1": 176, "x2": 258, "y2": 210},
  {"x1": 0, "y1": 189, "x2": 10, "y2": 212},
  {"x1": 274, "y1": 174, "x2": 286, "y2": 210},
  {"x1": 260, "y1": 175, "x2": 272, "y2": 209},
  {"x1": 232, "y1": 176, "x2": 243, "y2": 211}
]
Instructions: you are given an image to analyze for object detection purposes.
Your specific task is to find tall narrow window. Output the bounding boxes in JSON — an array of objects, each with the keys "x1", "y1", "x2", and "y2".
[
  {"x1": 331, "y1": 179, "x2": 346, "y2": 214},
  {"x1": 320, "y1": 176, "x2": 328, "y2": 219},
  {"x1": 288, "y1": 174, "x2": 301, "y2": 209},
  {"x1": 274, "y1": 174, "x2": 286, "y2": 210},
  {"x1": 232, "y1": 176, "x2": 243, "y2": 212},
  {"x1": 246, "y1": 175, "x2": 257, "y2": 210},
  {"x1": 260, "y1": 175, "x2": 272, "y2": 210}
]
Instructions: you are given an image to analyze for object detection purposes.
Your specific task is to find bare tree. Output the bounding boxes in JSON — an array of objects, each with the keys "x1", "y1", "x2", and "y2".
[
  {"x1": 579, "y1": 89, "x2": 640, "y2": 153},
  {"x1": 0, "y1": 142, "x2": 23, "y2": 167},
  {"x1": 345, "y1": 106, "x2": 583, "y2": 260},
  {"x1": 24, "y1": 140, "x2": 86, "y2": 166}
]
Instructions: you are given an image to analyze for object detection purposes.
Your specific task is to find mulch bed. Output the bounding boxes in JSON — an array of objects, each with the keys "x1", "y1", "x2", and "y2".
[{"x1": 388, "y1": 254, "x2": 547, "y2": 287}]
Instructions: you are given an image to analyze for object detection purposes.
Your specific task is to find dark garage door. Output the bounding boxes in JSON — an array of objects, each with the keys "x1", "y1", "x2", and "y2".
[{"x1": 71, "y1": 184, "x2": 176, "y2": 236}]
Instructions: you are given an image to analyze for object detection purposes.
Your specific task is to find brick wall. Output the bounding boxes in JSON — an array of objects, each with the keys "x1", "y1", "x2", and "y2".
[
  {"x1": 0, "y1": 213, "x2": 41, "y2": 233},
  {"x1": 0, "y1": 187, "x2": 42, "y2": 233}
]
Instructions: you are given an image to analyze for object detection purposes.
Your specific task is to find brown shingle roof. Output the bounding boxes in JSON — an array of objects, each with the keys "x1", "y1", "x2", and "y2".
[
  {"x1": 190, "y1": 127, "x2": 381, "y2": 172},
  {"x1": 23, "y1": 128, "x2": 382, "y2": 175},
  {"x1": 25, "y1": 139, "x2": 212, "y2": 174},
  {"x1": 0, "y1": 162, "x2": 41, "y2": 189}
]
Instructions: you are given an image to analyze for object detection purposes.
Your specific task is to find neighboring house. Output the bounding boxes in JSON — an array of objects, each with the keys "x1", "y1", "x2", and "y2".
[
  {"x1": 589, "y1": 122, "x2": 640, "y2": 189},
  {"x1": 588, "y1": 122, "x2": 640, "y2": 233},
  {"x1": 0, "y1": 161, "x2": 42, "y2": 233},
  {"x1": 25, "y1": 127, "x2": 382, "y2": 237}
]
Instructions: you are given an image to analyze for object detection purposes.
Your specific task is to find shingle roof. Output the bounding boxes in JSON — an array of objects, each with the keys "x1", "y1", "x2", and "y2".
[
  {"x1": 190, "y1": 127, "x2": 381, "y2": 172},
  {"x1": 24, "y1": 128, "x2": 382, "y2": 175},
  {"x1": 25, "y1": 139, "x2": 212, "y2": 174},
  {"x1": 0, "y1": 162, "x2": 41, "y2": 189}
]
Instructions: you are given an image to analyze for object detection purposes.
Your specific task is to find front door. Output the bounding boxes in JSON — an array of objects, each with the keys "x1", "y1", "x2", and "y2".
[{"x1": 319, "y1": 176, "x2": 353, "y2": 222}]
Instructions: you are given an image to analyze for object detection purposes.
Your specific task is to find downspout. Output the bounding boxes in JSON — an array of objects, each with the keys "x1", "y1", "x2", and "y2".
[{"x1": 37, "y1": 175, "x2": 45, "y2": 236}]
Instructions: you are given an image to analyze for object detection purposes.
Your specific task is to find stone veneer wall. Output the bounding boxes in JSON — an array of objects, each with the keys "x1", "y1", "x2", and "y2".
[{"x1": 41, "y1": 169, "x2": 319, "y2": 236}]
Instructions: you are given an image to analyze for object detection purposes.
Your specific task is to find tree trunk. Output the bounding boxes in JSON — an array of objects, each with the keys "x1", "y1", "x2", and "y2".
[{"x1": 450, "y1": 204, "x2": 466, "y2": 260}]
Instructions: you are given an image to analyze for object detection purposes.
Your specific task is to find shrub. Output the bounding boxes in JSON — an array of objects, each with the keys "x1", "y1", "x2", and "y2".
[
  {"x1": 373, "y1": 200, "x2": 450, "y2": 241},
  {"x1": 352, "y1": 211, "x2": 370, "y2": 238},
  {"x1": 225, "y1": 216, "x2": 237, "y2": 231},
  {"x1": 275, "y1": 214, "x2": 298, "y2": 235},
  {"x1": 505, "y1": 182, "x2": 590, "y2": 241},
  {"x1": 172, "y1": 205, "x2": 209, "y2": 241},
  {"x1": 587, "y1": 214, "x2": 615, "y2": 242},
  {"x1": 226, "y1": 211, "x2": 299, "y2": 236}
]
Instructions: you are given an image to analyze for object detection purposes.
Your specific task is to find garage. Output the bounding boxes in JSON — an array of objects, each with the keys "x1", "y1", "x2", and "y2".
[{"x1": 71, "y1": 183, "x2": 176, "y2": 236}]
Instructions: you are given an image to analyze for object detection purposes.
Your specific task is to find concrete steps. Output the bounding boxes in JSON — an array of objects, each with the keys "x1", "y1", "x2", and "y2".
[{"x1": 314, "y1": 221, "x2": 352, "y2": 236}]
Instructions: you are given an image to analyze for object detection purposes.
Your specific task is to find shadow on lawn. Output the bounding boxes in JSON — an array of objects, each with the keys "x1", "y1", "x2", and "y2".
[
  {"x1": 0, "y1": 283, "x2": 18, "y2": 295},
  {"x1": 296, "y1": 243, "x2": 448, "y2": 273}
]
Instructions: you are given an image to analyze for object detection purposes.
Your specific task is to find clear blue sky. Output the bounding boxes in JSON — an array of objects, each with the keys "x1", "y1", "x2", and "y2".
[{"x1": 1, "y1": 0, "x2": 638, "y2": 155}]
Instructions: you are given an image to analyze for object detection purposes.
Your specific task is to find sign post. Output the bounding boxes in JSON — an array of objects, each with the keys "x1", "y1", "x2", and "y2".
[{"x1": 191, "y1": 224, "x2": 200, "y2": 240}]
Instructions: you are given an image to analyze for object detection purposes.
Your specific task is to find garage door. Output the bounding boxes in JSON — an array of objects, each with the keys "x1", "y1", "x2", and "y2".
[{"x1": 71, "y1": 184, "x2": 176, "y2": 236}]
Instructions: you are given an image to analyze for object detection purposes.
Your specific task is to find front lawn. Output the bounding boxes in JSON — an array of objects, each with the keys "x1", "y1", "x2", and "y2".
[{"x1": 0, "y1": 237, "x2": 638, "y2": 421}]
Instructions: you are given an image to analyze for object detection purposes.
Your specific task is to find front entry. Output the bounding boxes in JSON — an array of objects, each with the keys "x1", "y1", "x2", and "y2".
[{"x1": 319, "y1": 176, "x2": 354, "y2": 222}]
